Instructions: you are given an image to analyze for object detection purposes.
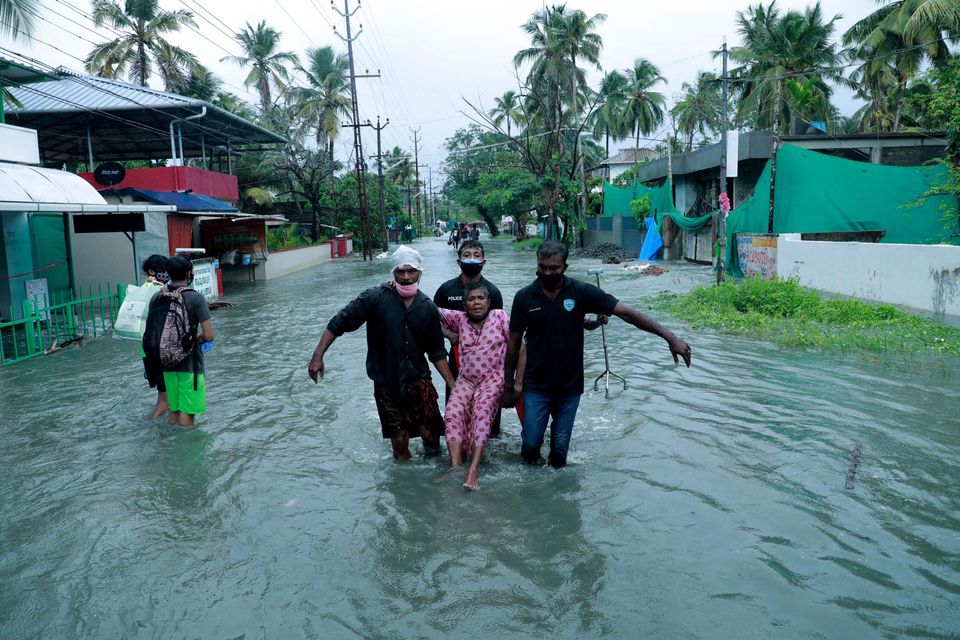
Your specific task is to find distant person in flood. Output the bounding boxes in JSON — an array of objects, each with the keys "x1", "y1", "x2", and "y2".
[
  {"x1": 140, "y1": 254, "x2": 170, "y2": 419},
  {"x1": 449, "y1": 225, "x2": 461, "y2": 250},
  {"x1": 437, "y1": 282, "x2": 509, "y2": 489},
  {"x1": 501, "y1": 241, "x2": 692, "y2": 468},
  {"x1": 143, "y1": 255, "x2": 214, "y2": 428},
  {"x1": 308, "y1": 245, "x2": 456, "y2": 460}
]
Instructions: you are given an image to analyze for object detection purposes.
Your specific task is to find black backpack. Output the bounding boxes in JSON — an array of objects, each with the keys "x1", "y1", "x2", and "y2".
[{"x1": 143, "y1": 287, "x2": 200, "y2": 388}]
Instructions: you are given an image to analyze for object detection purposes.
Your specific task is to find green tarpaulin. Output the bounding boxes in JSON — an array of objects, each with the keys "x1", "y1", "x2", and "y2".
[
  {"x1": 602, "y1": 179, "x2": 676, "y2": 217},
  {"x1": 725, "y1": 144, "x2": 959, "y2": 276},
  {"x1": 603, "y1": 178, "x2": 715, "y2": 232},
  {"x1": 658, "y1": 210, "x2": 715, "y2": 233}
]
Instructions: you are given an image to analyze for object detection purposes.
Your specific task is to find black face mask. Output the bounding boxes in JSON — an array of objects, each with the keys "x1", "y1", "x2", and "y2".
[
  {"x1": 459, "y1": 259, "x2": 483, "y2": 277},
  {"x1": 537, "y1": 271, "x2": 564, "y2": 287}
]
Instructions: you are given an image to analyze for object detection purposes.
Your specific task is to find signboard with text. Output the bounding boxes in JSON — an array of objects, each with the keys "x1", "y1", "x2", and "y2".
[
  {"x1": 736, "y1": 234, "x2": 778, "y2": 279},
  {"x1": 191, "y1": 258, "x2": 218, "y2": 301}
]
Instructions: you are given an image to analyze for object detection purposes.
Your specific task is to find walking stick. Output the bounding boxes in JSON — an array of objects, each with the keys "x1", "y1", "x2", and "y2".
[{"x1": 587, "y1": 268, "x2": 627, "y2": 399}]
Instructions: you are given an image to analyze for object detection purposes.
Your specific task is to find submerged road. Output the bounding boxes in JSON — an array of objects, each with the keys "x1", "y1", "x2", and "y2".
[{"x1": 2, "y1": 236, "x2": 959, "y2": 638}]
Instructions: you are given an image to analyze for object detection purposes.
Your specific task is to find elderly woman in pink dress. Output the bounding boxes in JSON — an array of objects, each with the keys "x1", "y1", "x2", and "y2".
[{"x1": 438, "y1": 281, "x2": 509, "y2": 490}]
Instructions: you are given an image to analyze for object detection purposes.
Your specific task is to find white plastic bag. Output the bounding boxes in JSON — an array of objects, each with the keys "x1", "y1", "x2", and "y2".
[{"x1": 113, "y1": 282, "x2": 160, "y2": 340}]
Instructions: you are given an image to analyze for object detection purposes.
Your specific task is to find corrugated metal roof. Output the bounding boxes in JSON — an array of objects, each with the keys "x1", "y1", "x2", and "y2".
[
  {"x1": 5, "y1": 71, "x2": 285, "y2": 162},
  {"x1": 603, "y1": 148, "x2": 661, "y2": 165},
  {"x1": 0, "y1": 54, "x2": 58, "y2": 85},
  {"x1": 7, "y1": 70, "x2": 196, "y2": 113}
]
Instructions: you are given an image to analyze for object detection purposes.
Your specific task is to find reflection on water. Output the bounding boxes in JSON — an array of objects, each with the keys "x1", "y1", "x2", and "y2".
[{"x1": 2, "y1": 237, "x2": 959, "y2": 638}]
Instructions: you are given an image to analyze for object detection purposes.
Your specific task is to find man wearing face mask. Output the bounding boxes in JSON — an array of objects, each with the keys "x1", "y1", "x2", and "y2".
[
  {"x1": 434, "y1": 240, "x2": 506, "y2": 436},
  {"x1": 309, "y1": 245, "x2": 456, "y2": 460},
  {"x1": 501, "y1": 241, "x2": 692, "y2": 468}
]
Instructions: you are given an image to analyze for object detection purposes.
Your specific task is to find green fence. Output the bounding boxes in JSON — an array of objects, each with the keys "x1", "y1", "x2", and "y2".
[{"x1": 0, "y1": 283, "x2": 125, "y2": 367}]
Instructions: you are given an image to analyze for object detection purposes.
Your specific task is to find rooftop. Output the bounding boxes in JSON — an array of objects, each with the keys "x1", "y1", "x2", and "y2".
[
  {"x1": 630, "y1": 130, "x2": 948, "y2": 183},
  {"x1": 5, "y1": 70, "x2": 285, "y2": 162}
]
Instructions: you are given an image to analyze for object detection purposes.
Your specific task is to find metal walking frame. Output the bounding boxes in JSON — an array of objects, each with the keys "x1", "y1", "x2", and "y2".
[{"x1": 588, "y1": 268, "x2": 627, "y2": 399}]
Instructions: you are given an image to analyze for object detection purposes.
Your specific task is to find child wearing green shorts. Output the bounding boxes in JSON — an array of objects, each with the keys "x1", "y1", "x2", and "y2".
[{"x1": 144, "y1": 255, "x2": 214, "y2": 428}]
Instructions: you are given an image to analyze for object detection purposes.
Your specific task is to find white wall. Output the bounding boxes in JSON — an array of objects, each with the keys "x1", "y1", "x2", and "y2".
[
  {"x1": 70, "y1": 230, "x2": 137, "y2": 292},
  {"x1": 70, "y1": 212, "x2": 170, "y2": 291},
  {"x1": 777, "y1": 234, "x2": 960, "y2": 317},
  {"x1": 264, "y1": 243, "x2": 333, "y2": 279},
  {"x1": 0, "y1": 124, "x2": 40, "y2": 165}
]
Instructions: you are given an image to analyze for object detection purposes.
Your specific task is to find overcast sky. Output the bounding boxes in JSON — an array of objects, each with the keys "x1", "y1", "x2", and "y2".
[{"x1": 5, "y1": 0, "x2": 879, "y2": 181}]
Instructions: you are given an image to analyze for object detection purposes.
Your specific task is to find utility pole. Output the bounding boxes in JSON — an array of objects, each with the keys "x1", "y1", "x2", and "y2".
[
  {"x1": 365, "y1": 115, "x2": 390, "y2": 252},
  {"x1": 717, "y1": 36, "x2": 729, "y2": 285},
  {"x1": 768, "y1": 76, "x2": 782, "y2": 234},
  {"x1": 428, "y1": 165, "x2": 434, "y2": 228},
  {"x1": 411, "y1": 127, "x2": 422, "y2": 239},
  {"x1": 332, "y1": 0, "x2": 378, "y2": 260}
]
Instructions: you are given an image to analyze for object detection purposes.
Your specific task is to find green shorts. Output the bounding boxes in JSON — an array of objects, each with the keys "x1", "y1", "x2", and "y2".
[{"x1": 163, "y1": 372, "x2": 206, "y2": 415}]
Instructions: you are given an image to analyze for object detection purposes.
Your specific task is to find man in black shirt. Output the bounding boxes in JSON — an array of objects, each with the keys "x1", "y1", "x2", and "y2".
[
  {"x1": 501, "y1": 240, "x2": 692, "y2": 468},
  {"x1": 434, "y1": 239, "x2": 506, "y2": 436},
  {"x1": 309, "y1": 246, "x2": 457, "y2": 460}
]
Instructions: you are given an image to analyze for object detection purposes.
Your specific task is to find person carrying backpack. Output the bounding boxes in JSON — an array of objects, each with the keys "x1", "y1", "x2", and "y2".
[{"x1": 142, "y1": 255, "x2": 214, "y2": 427}]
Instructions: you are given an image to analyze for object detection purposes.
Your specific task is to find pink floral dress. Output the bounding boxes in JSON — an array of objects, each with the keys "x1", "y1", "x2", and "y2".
[{"x1": 438, "y1": 308, "x2": 509, "y2": 455}]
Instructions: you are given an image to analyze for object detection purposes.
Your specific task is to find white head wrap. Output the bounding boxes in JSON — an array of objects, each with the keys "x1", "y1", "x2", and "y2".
[{"x1": 391, "y1": 245, "x2": 423, "y2": 273}]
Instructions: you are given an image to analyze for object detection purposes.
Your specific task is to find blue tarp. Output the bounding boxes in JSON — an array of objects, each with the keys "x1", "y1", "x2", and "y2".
[
  {"x1": 103, "y1": 188, "x2": 237, "y2": 212},
  {"x1": 639, "y1": 216, "x2": 663, "y2": 260}
]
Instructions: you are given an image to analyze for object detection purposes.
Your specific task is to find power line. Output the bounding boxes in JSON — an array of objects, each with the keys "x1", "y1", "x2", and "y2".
[
  {"x1": 0, "y1": 46, "x2": 272, "y2": 152},
  {"x1": 272, "y1": 0, "x2": 318, "y2": 47}
]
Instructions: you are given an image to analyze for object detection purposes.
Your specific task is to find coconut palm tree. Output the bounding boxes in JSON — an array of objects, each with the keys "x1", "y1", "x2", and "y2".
[
  {"x1": 170, "y1": 67, "x2": 221, "y2": 101},
  {"x1": 384, "y1": 147, "x2": 413, "y2": 186},
  {"x1": 671, "y1": 71, "x2": 722, "y2": 152},
  {"x1": 0, "y1": 0, "x2": 39, "y2": 38},
  {"x1": 85, "y1": 0, "x2": 201, "y2": 88},
  {"x1": 490, "y1": 90, "x2": 523, "y2": 136},
  {"x1": 213, "y1": 91, "x2": 255, "y2": 121},
  {"x1": 731, "y1": 2, "x2": 846, "y2": 133},
  {"x1": 590, "y1": 70, "x2": 629, "y2": 157},
  {"x1": 512, "y1": 4, "x2": 606, "y2": 238},
  {"x1": 222, "y1": 21, "x2": 298, "y2": 113},
  {"x1": 622, "y1": 58, "x2": 666, "y2": 152},
  {"x1": 291, "y1": 46, "x2": 351, "y2": 158},
  {"x1": 847, "y1": 0, "x2": 959, "y2": 52},
  {"x1": 844, "y1": 1, "x2": 954, "y2": 131}
]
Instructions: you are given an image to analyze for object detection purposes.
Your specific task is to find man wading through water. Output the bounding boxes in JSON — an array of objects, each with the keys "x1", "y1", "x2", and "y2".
[
  {"x1": 501, "y1": 241, "x2": 692, "y2": 468},
  {"x1": 308, "y1": 245, "x2": 456, "y2": 460}
]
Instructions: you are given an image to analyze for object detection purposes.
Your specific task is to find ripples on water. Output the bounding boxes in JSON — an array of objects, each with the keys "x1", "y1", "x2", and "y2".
[{"x1": 2, "y1": 238, "x2": 958, "y2": 639}]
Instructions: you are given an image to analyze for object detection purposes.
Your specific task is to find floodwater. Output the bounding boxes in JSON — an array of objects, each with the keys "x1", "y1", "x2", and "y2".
[{"x1": 2, "y1": 238, "x2": 959, "y2": 639}]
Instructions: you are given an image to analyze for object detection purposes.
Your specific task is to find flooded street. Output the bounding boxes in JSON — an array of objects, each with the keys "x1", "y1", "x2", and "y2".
[{"x1": 2, "y1": 237, "x2": 959, "y2": 639}]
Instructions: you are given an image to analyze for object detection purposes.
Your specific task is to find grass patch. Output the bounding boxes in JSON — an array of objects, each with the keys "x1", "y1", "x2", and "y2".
[
  {"x1": 513, "y1": 237, "x2": 544, "y2": 252},
  {"x1": 649, "y1": 278, "x2": 960, "y2": 355}
]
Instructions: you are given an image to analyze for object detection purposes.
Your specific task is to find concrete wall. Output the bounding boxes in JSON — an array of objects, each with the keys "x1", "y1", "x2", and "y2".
[
  {"x1": 264, "y1": 243, "x2": 333, "y2": 279},
  {"x1": 70, "y1": 229, "x2": 138, "y2": 292},
  {"x1": 777, "y1": 234, "x2": 960, "y2": 317},
  {"x1": 69, "y1": 212, "x2": 170, "y2": 292},
  {"x1": 584, "y1": 216, "x2": 617, "y2": 247}
]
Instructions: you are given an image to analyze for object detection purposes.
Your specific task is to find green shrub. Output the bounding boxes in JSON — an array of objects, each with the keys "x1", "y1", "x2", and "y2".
[
  {"x1": 266, "y1": 223, "x2": 311, "y2": 251},
  {"x1": 649, "y1": 277, "x2": 960, "y2": 355}
]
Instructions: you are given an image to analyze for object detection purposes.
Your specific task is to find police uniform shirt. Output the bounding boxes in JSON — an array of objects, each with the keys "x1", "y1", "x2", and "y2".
[
  {"x1": 509, "y1": 276, "x2": 618, "y2": 397},
  {"x1": 433, "y1": 276, "x2": 504, "y2": 311}
]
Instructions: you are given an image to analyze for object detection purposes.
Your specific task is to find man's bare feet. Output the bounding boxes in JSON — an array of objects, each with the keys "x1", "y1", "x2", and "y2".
[{"x1": 149, "y1": 404, "x2": 169, "y2": 420}]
